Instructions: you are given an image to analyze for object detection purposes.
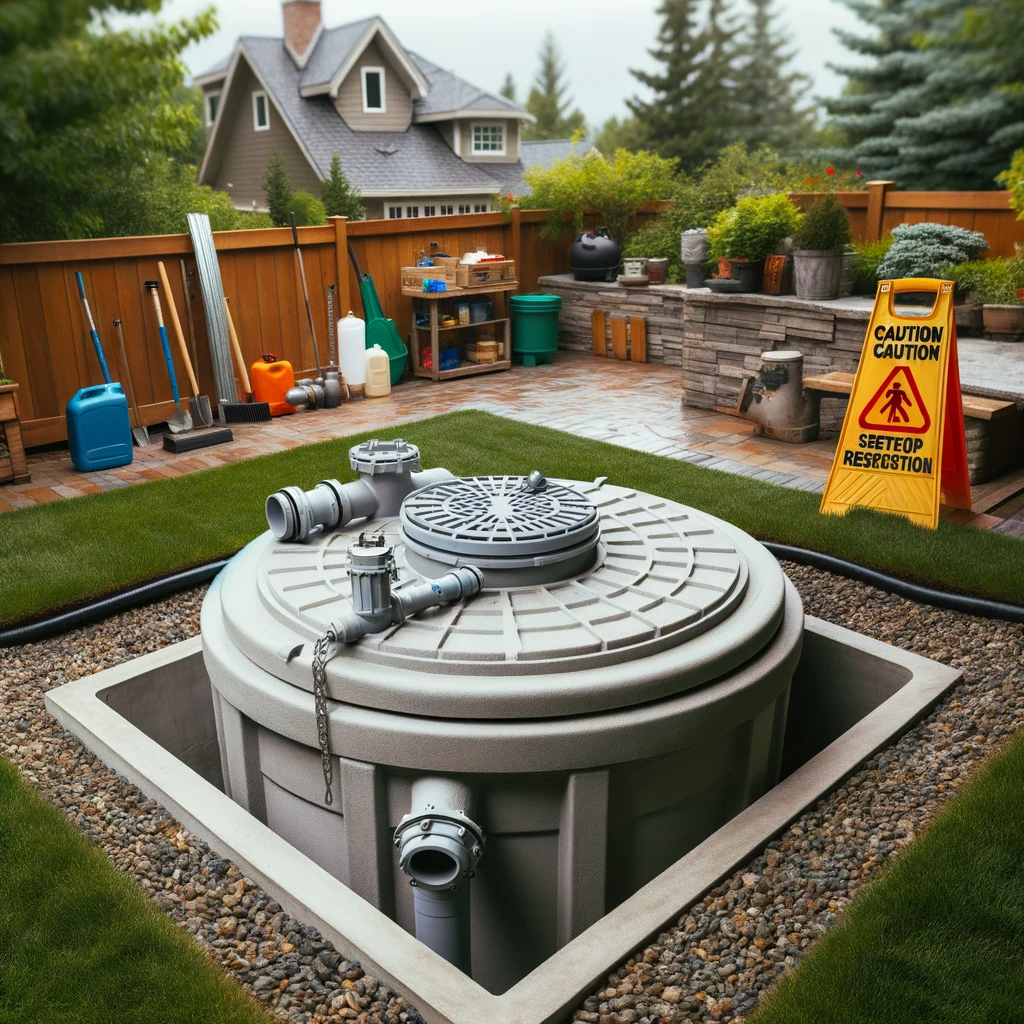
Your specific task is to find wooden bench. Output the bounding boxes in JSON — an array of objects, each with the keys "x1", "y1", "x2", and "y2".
[{"x1": 802, "y1": 371, "x2": 1023, "y2": 485}]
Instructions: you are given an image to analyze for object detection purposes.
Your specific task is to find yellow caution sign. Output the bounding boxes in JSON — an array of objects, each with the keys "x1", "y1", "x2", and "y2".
[{"x1": 820, "y1": 278, "x2": 970, "y2": 529}]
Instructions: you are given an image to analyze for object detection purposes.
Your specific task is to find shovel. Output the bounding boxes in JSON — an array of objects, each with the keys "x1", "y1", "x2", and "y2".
[
  {"x1": 113, "y1": 318, "x2": 150, "y2": 447},
  {"x1": 144, "y1": 280, "x2": 192, "y2": 433},
  {"x1": 158, "y1": 261, "x2": 213, "y2": 427}
]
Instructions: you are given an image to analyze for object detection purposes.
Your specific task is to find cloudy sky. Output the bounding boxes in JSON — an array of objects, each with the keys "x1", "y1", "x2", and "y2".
[{"x1": 123, "y1": 0, "x2": 865, "y2": 127}]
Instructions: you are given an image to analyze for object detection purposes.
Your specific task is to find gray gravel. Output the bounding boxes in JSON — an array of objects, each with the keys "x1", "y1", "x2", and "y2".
[{"x1": 2, "y1": 566, "x2": 1022, "y2": 1024}]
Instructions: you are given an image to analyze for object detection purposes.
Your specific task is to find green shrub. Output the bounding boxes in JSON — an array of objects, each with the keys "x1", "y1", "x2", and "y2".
[
  {"x1": 945, "y1": 255, "x2": 1024, "y2": 304},
  {"x1": 996, "y1": 148, "x2": 1024, "y2": 219},
  {"x1": 875, "y1": 222, "x2": 988, "y2": 279},
  {"x1": 793, "y1": 191, "x2": 852, "y2": 251},
  {"x1": 850, "y1": 235, "x2": 894, "y2": 294},
  {"x1": 289, "y1": 190, "x2": 327, "y2": 227},
  {"x1": 707, "y1": 194, "x2": 803, "y2": 263},
  {"x1": 320, "y1": 154, "x2": 364, "y2": 221}
]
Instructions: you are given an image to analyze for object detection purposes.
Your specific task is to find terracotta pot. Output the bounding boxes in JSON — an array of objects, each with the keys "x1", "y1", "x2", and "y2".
[{"x1": 982, "y1": 304, "x2": 1024, "y2": 342}]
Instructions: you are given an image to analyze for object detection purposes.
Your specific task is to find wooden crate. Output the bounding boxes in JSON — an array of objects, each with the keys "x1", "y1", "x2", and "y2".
[
  {"x1": 0, "y1": 383, "x2": 30, "y2": 485},
  {"x1": 401, "y1": 266, "x2": 447, "y2": 290},
  {"x1": 456, "y1": 260, "x2": 516, "y2": 289},
  {"x1": 432, "y1": 256, "x2": 460, "y2": 283}
]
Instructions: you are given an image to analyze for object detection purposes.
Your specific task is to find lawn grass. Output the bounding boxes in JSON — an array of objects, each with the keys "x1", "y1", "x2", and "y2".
[
  {"x1": 752, "y1": 733, "x2": 1024, "y2": 1024},
  {"x1": 1, "y1": 408, "x2": 1023, "y2": 627},
  {"x1": 0, "y1": 757, "x2": 271, "y2": 1024}
]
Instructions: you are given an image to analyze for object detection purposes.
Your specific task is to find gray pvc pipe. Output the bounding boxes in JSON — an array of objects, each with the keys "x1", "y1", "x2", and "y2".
[{"x1": 412, "y1": 884, "x2": 471, "y2": 974}]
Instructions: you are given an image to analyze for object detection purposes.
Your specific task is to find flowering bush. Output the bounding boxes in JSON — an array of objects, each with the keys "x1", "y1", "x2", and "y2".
[
  {"x1": 875, "y1": 222, "x2": 988, "y2": 280},
  {"x1": 786, "y1": 165, "x2": 866, "y2": 192}
]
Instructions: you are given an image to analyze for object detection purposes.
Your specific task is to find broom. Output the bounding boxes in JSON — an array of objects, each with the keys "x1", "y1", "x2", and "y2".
[{"x1": 219, "y1": 297, "x2": 271, "y2": 424}]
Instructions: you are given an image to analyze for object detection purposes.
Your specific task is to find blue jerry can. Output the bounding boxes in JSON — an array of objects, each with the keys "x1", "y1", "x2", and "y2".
[{"x1": 66, "y1": 384, "x2": 133, "y2": 471}]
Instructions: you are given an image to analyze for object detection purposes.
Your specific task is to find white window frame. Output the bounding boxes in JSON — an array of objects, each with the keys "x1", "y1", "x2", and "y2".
[
  {"x1": 471, "y1": 122, "x2": 506, "y2": 156},
  {"x1": 205, "y1": 91, "x2": 220, "y2": 127},
  {"x1": 406, "y1": 205, "x2": 419, "y2": 218},
  {"x1": 252, "y1": 90, "x2": 269, "y2": 131},
  {"x1": 361, "y1": 66, "x2": 387, "y2": 114},
  {"x1": 388, "y1": 206, "x2": 402, "y2": 220}
]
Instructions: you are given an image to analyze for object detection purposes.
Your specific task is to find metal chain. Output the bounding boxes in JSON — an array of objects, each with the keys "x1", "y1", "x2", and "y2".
[{"x1": 312, "y1": 629, "x2": 337, "y2": 805}]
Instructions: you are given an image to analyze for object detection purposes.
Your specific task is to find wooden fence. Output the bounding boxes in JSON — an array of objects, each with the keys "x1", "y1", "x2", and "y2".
[{"x1": 0, "y1": 188, "x2": 1020, "y2": 447}]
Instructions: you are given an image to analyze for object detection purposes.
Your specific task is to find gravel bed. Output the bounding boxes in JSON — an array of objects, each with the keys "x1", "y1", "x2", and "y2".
[
  {"x1": 0, "y1": 587, "x2": 422, "y2": 1024},
  {"x1": 2, "y1": 566, "x2": 1022, "y2": 1024}
]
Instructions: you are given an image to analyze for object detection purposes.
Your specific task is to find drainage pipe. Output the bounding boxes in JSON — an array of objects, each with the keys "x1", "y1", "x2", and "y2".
[{"x1": 394, "y1": 777, "x2": 485, "y2": 973}]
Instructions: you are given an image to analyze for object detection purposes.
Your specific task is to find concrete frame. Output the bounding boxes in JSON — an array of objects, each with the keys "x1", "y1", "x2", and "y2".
[{"x1": 45, "y1": 617, "x2": 961, "y2": 1024}]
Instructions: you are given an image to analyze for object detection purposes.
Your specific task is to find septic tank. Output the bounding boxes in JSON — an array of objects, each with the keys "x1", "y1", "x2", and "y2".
[{"x1": 202, "y1": 439, "x2": 803, "y2": 994}]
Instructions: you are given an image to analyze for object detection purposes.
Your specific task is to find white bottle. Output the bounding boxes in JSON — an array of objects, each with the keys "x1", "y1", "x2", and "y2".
[
  {"x1": 337, "y1": 311, "x2": 367, "y2": 398},
  {"x1": 365, "y1": 344, "x2": 391, "y2": 398}
]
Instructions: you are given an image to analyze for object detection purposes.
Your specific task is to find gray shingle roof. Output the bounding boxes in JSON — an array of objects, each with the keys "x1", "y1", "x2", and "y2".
[
  {"x1": 299, "y1": 17, "x2": 375, "y2": 90},
  {"x1": 520, "y1": 137, "x2": 594, "y2": 169},
  {"x1": 409, "y1": 53, "x2": 524, "y2": 117},
  {"x1": 242, "y1": 37, "x2": 526, "y2": 194},
  {"x1": 194, "y1": 52, "x2": 231, "y2": 80}
]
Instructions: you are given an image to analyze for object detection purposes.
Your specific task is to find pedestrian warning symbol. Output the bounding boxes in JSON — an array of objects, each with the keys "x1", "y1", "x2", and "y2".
[
  {"x1": 858, "y1": 365, "x2": 930, "y2": 433},
  {"x1": 820, "y1": 278, "x2": 971, "y2": 530}
]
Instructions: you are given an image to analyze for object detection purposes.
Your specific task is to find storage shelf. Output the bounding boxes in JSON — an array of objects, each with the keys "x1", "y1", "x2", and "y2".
[
  {"x1": 414, "y1": 318, "x2": 508, "y2": 333},
  {"x1": 413, "y1": 359, "x2": 511, "y2": 381}
]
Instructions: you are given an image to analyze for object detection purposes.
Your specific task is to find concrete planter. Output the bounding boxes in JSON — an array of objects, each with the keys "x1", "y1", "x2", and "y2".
[
  {"x1": 729, "y1": 259, "x2": 764, "y2": 293},
  {"x1": 982, "y1": 304, "x2": 1024, "y2": 342},
  {"x1": 793, "y1": 250, "x2": 844, "y2": 301}
]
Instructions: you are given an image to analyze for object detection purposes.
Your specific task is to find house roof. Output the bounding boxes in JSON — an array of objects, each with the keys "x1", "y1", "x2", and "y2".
[
  {"x1": 520, "y1": 137, "x2": 594, "y2": 169},
  {"x1": 231, "y1": 37, "x2": 527, "y2": 196},
  {"x1": 298, "y1": 17, "x2": 375, "y2": 90},
  {"x1": 410, "y1": 53, "x2": 528, "y2": 122}
]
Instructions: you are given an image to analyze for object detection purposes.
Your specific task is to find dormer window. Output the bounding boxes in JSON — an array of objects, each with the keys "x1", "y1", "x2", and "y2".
[
  {"x1": 252, "y1": 90, "x2": 269, "y2": 131},
  {"x1": 206, "y1": 92, "x2": 220, "y2": 126},
  {"x1": 362, "y1": 66, "x2": 386, "y2": 113},
  {"x1": 472, "y1": 123, "x2": 505, "y2": 155}
]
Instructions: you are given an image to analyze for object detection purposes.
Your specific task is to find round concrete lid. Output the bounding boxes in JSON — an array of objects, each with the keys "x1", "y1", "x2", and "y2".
[
  {"x1": 760, "y1": 350, "x2": 803, "y2": 362},
  {"x1": 213, "y1": 481, "x2": 790, "y2": 718}
]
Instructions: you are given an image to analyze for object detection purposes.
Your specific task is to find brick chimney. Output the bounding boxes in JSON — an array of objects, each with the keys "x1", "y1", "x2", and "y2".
[{"x1": 283, "y1": 0, "x2": 321, "y2": 65}]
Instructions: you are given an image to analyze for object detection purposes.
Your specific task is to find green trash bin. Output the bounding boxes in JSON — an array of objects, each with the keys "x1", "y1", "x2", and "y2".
[{"x1": 511, "y1": 293, "x2": 562, "y2": 366}]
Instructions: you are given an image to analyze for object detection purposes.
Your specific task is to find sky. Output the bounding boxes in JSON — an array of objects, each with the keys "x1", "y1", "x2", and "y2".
[{"x1": 120, "y1": 0, "x2": 866, "y2": 127}]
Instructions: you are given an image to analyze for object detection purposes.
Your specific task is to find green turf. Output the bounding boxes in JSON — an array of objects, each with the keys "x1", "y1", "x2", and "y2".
[
  {"x1": 751, "y1": 733, "x2": 1024, "y2": 1024},
  {"x1": 1, "y1": 409, "x2": 1022, "y2": 627},
  {"x1": 0, "y1": 757, "x2": 271, "y2": 1024}
]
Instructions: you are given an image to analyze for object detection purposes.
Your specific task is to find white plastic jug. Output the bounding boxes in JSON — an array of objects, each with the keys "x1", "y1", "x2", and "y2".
[
  {"x1": 365, "y1": 344, "x2": 391, "y2": 398},
  {"x1": 337, "y1": 311, "x2": 366, "y2": 393}
]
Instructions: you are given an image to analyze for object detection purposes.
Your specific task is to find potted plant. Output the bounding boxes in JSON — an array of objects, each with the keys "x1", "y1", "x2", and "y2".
[
  {"x1": 947, "y1": 257, "x2": 1024, "y2": 341},
  {"x1": 0, "y1": 353, "x2": 29, "y2": 485},
  {"x1": 792, "y1": 192, "x2": 852, "y2": 300},
  {"x1": 707, "y1": 195, "x2": 802, "y2": 293}
]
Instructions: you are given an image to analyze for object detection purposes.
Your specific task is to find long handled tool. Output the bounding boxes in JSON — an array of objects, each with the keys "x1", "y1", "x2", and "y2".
[
  {"x1": 157, "y1": 261, "x2": 212, "y2": 427},
  {"x1": 75, "y1": 272, "x2": 114, "y2": 383},
  {"x1": 292, "y1": 212, "x2": 324, "y2": 380},
  {"x1": 220, "y1": 297, "x2": 271, "y2": 423},
  {"x1": 347, "y1": 242, "x2": 407, "y2": 385},
  {"x1": 113, "y1": 318, "x2": 149, "y2": 447},
  {"x1": 144, "y1": 280, "x2": 192, "y2": 433},
  {"x1": 180, "y1": 259, "x2": 201, "y2": 375}
]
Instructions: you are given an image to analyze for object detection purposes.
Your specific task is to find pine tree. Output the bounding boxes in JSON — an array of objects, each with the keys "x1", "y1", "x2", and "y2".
[
  {"x1": 523, "y1": 34, "x2": 587, "y2": 140},
  {"x1": 733, "y1": 0, "x2": 814, "y2": 153},
  {"x1": 499, "y1": 73, "x2": 517, "y2": 103},
  {"x1": 262, "y1": 150, "x2": 292, "y2": 226},
  {"x1": 320, "y1": 153, "x2": 364, "y2": 220},
  {"x1": 627, "y1": 0, "x2": 742, "y2": 173},
  {"x1": 826, "y1": 0, "x2": 1024, "y2": 187}
]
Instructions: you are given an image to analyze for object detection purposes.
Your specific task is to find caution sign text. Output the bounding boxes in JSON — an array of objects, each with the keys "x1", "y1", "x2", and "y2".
[{"x1": 820, "y1": 279, "x2": 970, "y2": 530}]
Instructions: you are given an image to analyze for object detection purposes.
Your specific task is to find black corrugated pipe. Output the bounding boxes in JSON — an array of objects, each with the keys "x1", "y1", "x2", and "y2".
[
  {"x1": 762, "y1": 542, "x2": 1024, "y2": 624},
  {"x1": 0, "y1": 562, "x2": 228, "y2": 649},
  {"x1": 2, "y1": 543, "x2": 1023, "y2": 649}
]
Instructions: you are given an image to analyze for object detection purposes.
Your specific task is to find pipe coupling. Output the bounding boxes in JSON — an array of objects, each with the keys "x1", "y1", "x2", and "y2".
[{"x1": 395, "y1": 808, "x2": 485, "y2": 892}]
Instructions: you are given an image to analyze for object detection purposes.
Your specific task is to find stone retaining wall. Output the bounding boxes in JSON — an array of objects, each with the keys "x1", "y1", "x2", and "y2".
[{"x1": 537, "y1": 274, "x2": 686, "y2": 365}]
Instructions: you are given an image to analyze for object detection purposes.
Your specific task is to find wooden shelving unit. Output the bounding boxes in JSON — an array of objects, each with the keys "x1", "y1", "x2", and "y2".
[{"x1": 402, "y1": 280, "x2": 517, "y2": 382}]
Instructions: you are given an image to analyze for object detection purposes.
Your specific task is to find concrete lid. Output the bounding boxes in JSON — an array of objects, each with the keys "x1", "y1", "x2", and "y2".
[
  {"x1": 213, "y1": 482, "x2": 790, "y2": 719},
  {"x1": 761, "y1": 350, "x2": 803, "y2": 362}
]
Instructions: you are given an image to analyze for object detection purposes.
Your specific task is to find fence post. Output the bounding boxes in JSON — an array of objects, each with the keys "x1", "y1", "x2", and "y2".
[
  {"x1": 865, "y1": 181, "x2": 894, "y2": 242},
  {"x1": 510, "y1": 205, "x2": 522, "y2": 286},
  {"x1": 331, "y1": 216, "x2": 351, "y2": 315}
]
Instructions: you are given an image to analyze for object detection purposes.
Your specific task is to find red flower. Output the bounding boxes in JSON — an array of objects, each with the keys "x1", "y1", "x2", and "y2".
[
  {"x1": 855, "y1": 170, "x2": 863, "y2": 176},
  {"x1": 826, "y1": 167, "x2": 836, "y2": 176},
  {"x1": 1016, "y1": 287, "x2": 1024, "y2": 301}
]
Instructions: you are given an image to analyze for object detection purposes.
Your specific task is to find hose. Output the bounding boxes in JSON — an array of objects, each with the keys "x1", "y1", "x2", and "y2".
[{"x1": 0, "y1": 562, "x2": 228, "y2": 649}]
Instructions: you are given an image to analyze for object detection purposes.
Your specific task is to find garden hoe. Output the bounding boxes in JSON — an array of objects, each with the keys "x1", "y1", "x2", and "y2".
[
  {"x1": 158, "y1": 261, "x2": 213, "y2": 427},
  {"x1": 144, "y1": 280, "x2": 191, "y2": 433},
  {"x1": 112, "y1": 318, "x2": 150, "y2": 447}
]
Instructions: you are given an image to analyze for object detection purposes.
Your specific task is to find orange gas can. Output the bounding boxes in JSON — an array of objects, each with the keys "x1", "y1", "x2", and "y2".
[{"x1": 251, "y1": 354, "x2": 296, "y2": 416}]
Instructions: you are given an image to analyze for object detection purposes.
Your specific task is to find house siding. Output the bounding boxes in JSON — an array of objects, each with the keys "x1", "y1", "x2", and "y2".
[
  {"x1": 333, "y1": 39, "x2": 412, "y2": 132},
  {"x1": 459, "y1": 118, "x2": 519, "y2": 163},
  {"x1": 207, "y1": 61, "x2": 321, "y2": 210}
]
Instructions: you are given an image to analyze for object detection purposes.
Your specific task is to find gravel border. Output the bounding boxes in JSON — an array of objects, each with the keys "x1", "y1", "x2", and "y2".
[{"x1": 2, "y1": 566, "x2": 1022, "y2": 1024}]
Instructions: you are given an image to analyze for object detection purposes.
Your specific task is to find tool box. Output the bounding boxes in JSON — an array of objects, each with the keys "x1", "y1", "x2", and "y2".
[{"x1": 66, "y1": 383, "x2": 133, "y2": 471}]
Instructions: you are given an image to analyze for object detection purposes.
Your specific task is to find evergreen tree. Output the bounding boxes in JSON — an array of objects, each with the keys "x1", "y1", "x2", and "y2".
[
  {"x1": 733, "y1": 0, "x2": 814, "y2": 153},
  {"x1": 826, "y1": 0, "x2": 1024, "y2": 188},
  {"x1": 262, "y1": 150, "x2": 292, "y2": 226},
  {"x1": 320, "y1": 153, "x2": 364, "y2": 220},
  {"x1": 627, "y1": 0, "x2": 742, "y2": 173},
  {"x1": 595, "y1": 115, "x2": 649, "y2": 154},
  {"x1": 499, "y1": 72, "x2": 517, "y2": 103},
  {"x1": 523, "y1": 34, "x2": 587, "y2": 140}
]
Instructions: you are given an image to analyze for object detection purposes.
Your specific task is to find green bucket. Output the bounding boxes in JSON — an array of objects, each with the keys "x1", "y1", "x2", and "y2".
[{"x1": 511, "y1": 293, "x2": 562, "y2": 366}]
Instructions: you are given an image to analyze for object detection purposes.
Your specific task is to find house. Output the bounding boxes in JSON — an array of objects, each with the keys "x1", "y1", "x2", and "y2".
[{"x1": 195, "y1": 1, "x2": 537, "y2": 220}]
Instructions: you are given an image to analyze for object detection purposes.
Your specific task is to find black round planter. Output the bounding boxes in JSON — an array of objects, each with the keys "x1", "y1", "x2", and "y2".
[
  {"x1": 570, "y1": 228, "x2": 622, "y2": 283},
  {"x1": 684, "y1": 263, "x2": 706, "y2": 288},
  {"x1": 729, "y1": 259, "x2": 764, "y2": 293}
]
